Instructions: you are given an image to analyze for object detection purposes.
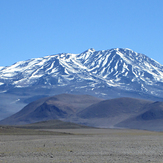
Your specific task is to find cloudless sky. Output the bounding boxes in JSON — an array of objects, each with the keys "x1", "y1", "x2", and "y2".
[{"x1": 0, "y1": 0, "x2": 163, "y2": 66}]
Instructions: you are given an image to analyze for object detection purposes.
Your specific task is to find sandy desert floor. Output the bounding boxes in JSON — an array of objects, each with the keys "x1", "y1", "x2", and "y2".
[{"x1": 0, "y1": 128, "x2": 163, "y2": 163}]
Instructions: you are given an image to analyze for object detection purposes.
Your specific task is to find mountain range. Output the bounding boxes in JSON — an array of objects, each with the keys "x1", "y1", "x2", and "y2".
[
  {"x1": 0, "y1": 94, "x2": 102, "y2": 125},
  {"x1": 1, "y1": 93, "x2": 163, "y2": 131},
  {"x1": 1, "y1": 48, "x2": 163, "y2": 120}
]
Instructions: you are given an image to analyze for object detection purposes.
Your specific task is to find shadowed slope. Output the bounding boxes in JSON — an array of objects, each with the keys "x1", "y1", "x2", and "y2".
[
  {"x1": 116, "y1": 101, "x2": 163, "y2": 131},
  {"x1": 77, "y1": 97, "x2": 152, "y2": 118},
  {"x1": 0, "y1": 94, "x2": 103, "y2": 125},
  {"x1": 75, "y1": 97, "x2": 153, "y2": 128}
]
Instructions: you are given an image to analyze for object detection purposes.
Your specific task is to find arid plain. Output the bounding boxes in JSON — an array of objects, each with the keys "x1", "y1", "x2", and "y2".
[{"x1": 0, "y1": 128, "x2": 163, "y2": 163}]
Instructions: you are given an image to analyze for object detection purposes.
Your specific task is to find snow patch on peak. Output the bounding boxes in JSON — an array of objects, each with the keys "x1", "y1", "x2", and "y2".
[
  {"x1": 86, "y1": 48, "x2": 95, "y2": 52},
  {"x1": 0, "y1": 67, "x2": 4, "y2": 70},
  {"x1": 0, "y1": 82, "x2": 4, "y2": 85},
  {"x1": 116, "y1": 50, "x2": 132, "y2": 64},
  {"x1": 89, "y1": 48, "x2": 96, "y2": 52},
  {"x1": 125, "y1": 48, "x2": 134, "y2": 52},
  {"x1": 82, "y1": 48, "x2": 96, "y2": 54}
]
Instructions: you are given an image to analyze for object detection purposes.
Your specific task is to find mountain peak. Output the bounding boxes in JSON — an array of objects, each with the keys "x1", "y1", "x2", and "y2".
[
  {"x1": 89, "y1": 48, "x2": 96, "y2": 51},
  {"x1": 0, "y1": 48, "x2": 163, "y2": 100},
  {"x1": 82, "y1": 48, "x2": 96, "y2": 54}
]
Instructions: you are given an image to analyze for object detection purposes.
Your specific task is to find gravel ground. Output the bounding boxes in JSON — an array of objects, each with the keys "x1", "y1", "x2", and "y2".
[{"x1": 0, "y1": 129, "x2": 163, "y2": 163}]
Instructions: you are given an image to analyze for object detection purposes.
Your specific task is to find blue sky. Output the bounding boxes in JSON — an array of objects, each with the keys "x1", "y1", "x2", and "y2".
[{"x1": 0, "y1": 0, "x2": 163, "y2": 66}]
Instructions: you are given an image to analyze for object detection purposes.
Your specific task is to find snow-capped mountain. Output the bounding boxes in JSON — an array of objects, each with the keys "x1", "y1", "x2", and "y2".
[{"x1": 1, "y1": 48, "x2": 163, "y2": 100}]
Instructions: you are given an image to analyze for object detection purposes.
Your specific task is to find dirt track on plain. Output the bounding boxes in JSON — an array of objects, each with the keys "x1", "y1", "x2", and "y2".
[{"x1": 0, "y1": 128, "x2": 163, "y2": 163}]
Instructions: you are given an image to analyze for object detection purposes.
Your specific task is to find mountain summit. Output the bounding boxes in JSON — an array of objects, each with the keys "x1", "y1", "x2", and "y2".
[{"x1": 0, "y1": 48, "x2": 163, "y2": 119}]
